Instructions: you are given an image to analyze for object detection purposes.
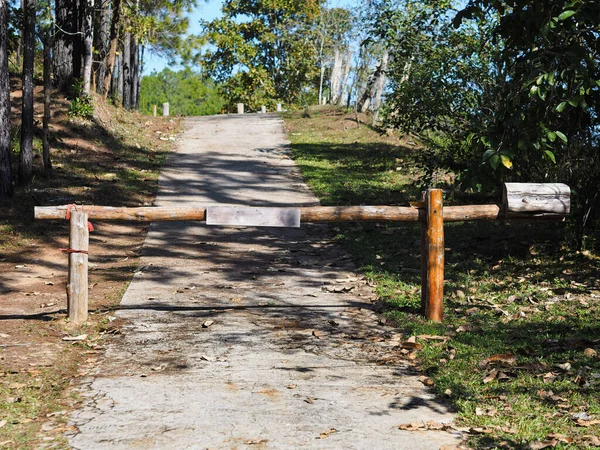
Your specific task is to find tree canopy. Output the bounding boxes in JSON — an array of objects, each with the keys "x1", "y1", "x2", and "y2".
[{"x1": 201, "y1": 0, "x2": 323, "y2": 111}]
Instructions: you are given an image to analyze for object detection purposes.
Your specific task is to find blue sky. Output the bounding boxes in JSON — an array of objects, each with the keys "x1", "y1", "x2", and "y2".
[
  {"x1": 143, "y1": 0, "x2": 222, "y2": 74},
  {"x1": 143, "y1": 0, "x2": 354, "y2": 75}
]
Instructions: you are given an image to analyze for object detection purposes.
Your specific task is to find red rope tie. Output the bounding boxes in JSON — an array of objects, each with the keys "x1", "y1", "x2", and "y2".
[
  {"x1": 65, "y1": 204, "x2": 74, "y2": 221},
  {"x1": 59, "y1": 248, "x2": 89, "y2": 254},
  {"x1": 65, "y1": 204, "x2": 94, "y2": 232}
]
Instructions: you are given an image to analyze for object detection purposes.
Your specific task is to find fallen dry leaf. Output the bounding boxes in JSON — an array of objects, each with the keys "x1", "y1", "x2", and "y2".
[
  {"x1": 0, "y1": 420, "x2": 6, "y2": 429},
  {"x1": 546, "y1": 434, "x2": 572, "y2": 444},
  {"x1": 202, "y1": 320, "x2": 214, "y2": 328},
  {"x1": 401, "y1": 341, "x2": 422, "y2": 350},
  {"x1": 304, "y1": 397, "x2": 314, "y2": 404},
  {"x1": 287, "y1": 384, "x2": 297, "y2": 389},
  {"x1": 62, "y1": 334, "x2": 88, "y2": 342},
  {"x1": 529, "y1": 440, "x2": 559, "y2": 449},
  {"x1": 478, "y1": 354, "x2": 517, "y2": 368},
  {"x1": 541, "y1": 372, "x2": 558, "y2": 383},
  {"x1": 583, "y1": 348, "x2": 597, "y2": 358},
  {"x1": 312, "y1": 330, "x2": 327, "y2": 340},
  {"x1": 497, "y1": 372, "x2": 512, "y2": 382},
  {"x1": 244, "y1": 439, "x2": 269, "y2": 445},
  {"x1": 316, "y1": 428, "x2": 337, "y2": 439},
  {"x1": 417, "y1": 334, "x2": 448, "y2": 342},
  {"x1": 581, "y1": 435, "x2": 600, "y2": 446},
  {"x1": 448, "y1": 348, "x2": 456, "y2": 360},
  {"x1": 576, "y1": 419, "x2": 600, "y2": 427},
  {"x1": 418, "y1": 375, "x2": 434, "y2": 387},
  {"x1": 323, "y1": 285, "x2": 355, "y2": 293},
  {"x1": 399, "y1": 422, "x2": 426, "y2": 431},
  {"x1": 483, "y1": 369, "x2": 498, "y2": 384}
]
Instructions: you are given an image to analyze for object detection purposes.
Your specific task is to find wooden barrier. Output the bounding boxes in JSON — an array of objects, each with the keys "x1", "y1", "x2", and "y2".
[
  {"x1": 34, "y1": 184, "x2": 570, "y2": 325},
  {"x1": 67, "y1": 211, "x2": 89, "y2": 325}
]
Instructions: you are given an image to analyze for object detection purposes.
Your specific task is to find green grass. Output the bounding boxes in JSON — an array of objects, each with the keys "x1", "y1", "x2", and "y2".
[{"x1": 284, "y1": 106, "x2": 600, "y2": 449}]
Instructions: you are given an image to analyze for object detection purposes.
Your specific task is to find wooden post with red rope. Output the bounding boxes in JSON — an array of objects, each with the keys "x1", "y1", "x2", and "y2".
[{"x1": 66, "y1": 209, "x2": 89, "y2": 325}]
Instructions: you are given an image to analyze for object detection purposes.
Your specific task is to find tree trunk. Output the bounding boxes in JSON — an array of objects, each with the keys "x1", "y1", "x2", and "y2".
[
  {"x1": 42, "y1": 30, "x2": 52, "y2": 175},
  {"x1": 337, "y1": 49, "x2": 352, "y2": 106},
  {"x1": 371, "y1": 49, "x2": 389, "y2": 124},
  {"x1": 19, "y1": 0, "x2": 35, "y2": 186},
  {"x1": 357, "y1": 51, "x2": 387, "y2": 113},
  {"x1": 329, "y1": 48, "x2": 342, "y2": 104},
  {"x1": 130, "y1": 36, "x2": 138, "y2": 109},
  {"x1": 54, "y1": 0, "x2": 75, "y2": 91},
  {"x1": 117, "y1": 53, "x2": 123, "y2": 100},
  {"x1": 122, "y1": 31, "x2": 131, "y2": 109},
  {"x1": 317, "y1": 32, "x2": 325, "y2": 106},
  {"x1": 94, "y1": 0, "x2": 110, "y2": 94},
  {"x1": 72, "y1": 0, "x2": 83, "y2": 82},
  {"x1": 16, "y1": 0, "x2": 24, "y2": 68},
  {"x1": 356, "y1": 73, "x2": 374, "y2": 113},
  {"x1": 82, "y1": 0, "x2": 94, "y2": 94},
  {"x1": 0, "y1": 0, "x2": 13, "y2": 198},
  {"x1": 102, "y1": 0, "x2": 120, "y2": 98},
  {"x1": 136, "y1": 44, "x2": 144, "y2": 110}
]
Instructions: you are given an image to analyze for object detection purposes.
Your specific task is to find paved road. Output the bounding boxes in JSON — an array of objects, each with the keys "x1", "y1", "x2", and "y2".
[{"x1": 69, "y1": 114, "x2": 461, "y2": 449}]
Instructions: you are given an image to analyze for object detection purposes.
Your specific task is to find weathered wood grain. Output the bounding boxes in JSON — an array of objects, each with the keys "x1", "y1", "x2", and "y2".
[
  {"x1": 503, "y1": 182, "x2": 570, "y2": 215},
  {"x1": 424, "y1": 189, "x2": 444, "y2": 323},
  {"x1": 67, "y1": 211, "x2": 89, "y2": 325}
]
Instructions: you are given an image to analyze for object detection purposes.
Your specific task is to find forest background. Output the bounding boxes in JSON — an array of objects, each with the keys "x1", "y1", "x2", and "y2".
[{"x1": 0, "y1": 0, "x2": 598, "y2": 243}]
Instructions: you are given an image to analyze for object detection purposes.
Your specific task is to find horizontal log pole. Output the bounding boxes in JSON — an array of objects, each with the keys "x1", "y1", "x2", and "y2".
[
  {"x1": 34, "y1": 206, "x2": 208, "y2": 221},
  {"x1": 34, "y1": 204, "x2": 566, "y2": 223}
]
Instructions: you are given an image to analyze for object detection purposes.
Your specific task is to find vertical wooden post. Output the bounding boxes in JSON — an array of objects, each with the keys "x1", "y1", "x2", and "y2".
[
  {"x1": 162, "y1": 102, "x2": 169, "y2": 116},
  {"x1": 420, "y1": 205, "x2": 429, "y2": 315},
  {"x1": 67, "y1": 211, "x2": 89, "y2": 325},
  {"x1": 421, "y1": 189, "x2": 444, "y2": 322},
  {"x1": 261, "y1": 105, "x2": 266, "y2": 114},
  {"x1": 276, "y1": 103, "x2": 282, "y2": 112},
  {"x1": 153, "y1": 104, "x2": 157, "y2": 117},
  {"x1": 237, "y1": 103, "x2": 244, "y2": 114}
]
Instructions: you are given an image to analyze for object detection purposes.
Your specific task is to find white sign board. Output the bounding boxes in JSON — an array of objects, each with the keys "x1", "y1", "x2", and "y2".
[{"x1": 206, "y1": 207, "x2": 301, "y2": 228}]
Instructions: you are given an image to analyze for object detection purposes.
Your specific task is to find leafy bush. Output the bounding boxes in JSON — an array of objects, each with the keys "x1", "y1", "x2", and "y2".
[{"x1": 67, "y1": 79, "x2": 94, "y2": 120}]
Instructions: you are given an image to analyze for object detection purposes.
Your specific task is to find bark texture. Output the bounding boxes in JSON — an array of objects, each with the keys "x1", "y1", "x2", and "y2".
[
  {"x1": 54, "y1": 0, "x2": 75, "y2": 91},
  {"x1": 122, "y1": 31, "x2": 131, "y2": 109},
  {"x1": 81, "y1": 0, "x2": 94, "y2": 93},
  {"x1": 0, "y1": 0, "x2": 13, "y2": 198},
  {"x1": 43, "y1": 30, "x2": 53, "y2": 174},
  {"x1": 19, "y1": 0, "x2": 35, "y2": 185},
  {"x1": 103, "y1": 0, "x2": 121, "y2": 98}
]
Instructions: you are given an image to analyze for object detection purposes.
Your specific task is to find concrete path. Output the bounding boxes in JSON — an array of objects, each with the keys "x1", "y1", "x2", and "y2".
[{"x1": 69, "y1": 114, "x2": 461, "y2": 449}]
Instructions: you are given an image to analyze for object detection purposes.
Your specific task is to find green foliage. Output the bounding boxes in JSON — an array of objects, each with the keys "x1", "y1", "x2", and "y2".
[
  {"x1": 201, "y1": 0, "x2": 323, "y2": 111},
  {"x1": 132, "y1": 0, "x2": 200, "y2": 64},
  {"x1": 376, "y1": 0, "x2": 600, "y2": 239},
  {"x1": 139, "y1": 68, "x2": 225, "y2": 116},
  {"x1": 67, "y1": 79, "x2": 94, "y2": 119}
]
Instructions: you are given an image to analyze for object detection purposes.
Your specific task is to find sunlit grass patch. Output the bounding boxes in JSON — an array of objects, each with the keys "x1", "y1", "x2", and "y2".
[{"x1": 284, "y1": 106, "x2": 600, "y2": 448}]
